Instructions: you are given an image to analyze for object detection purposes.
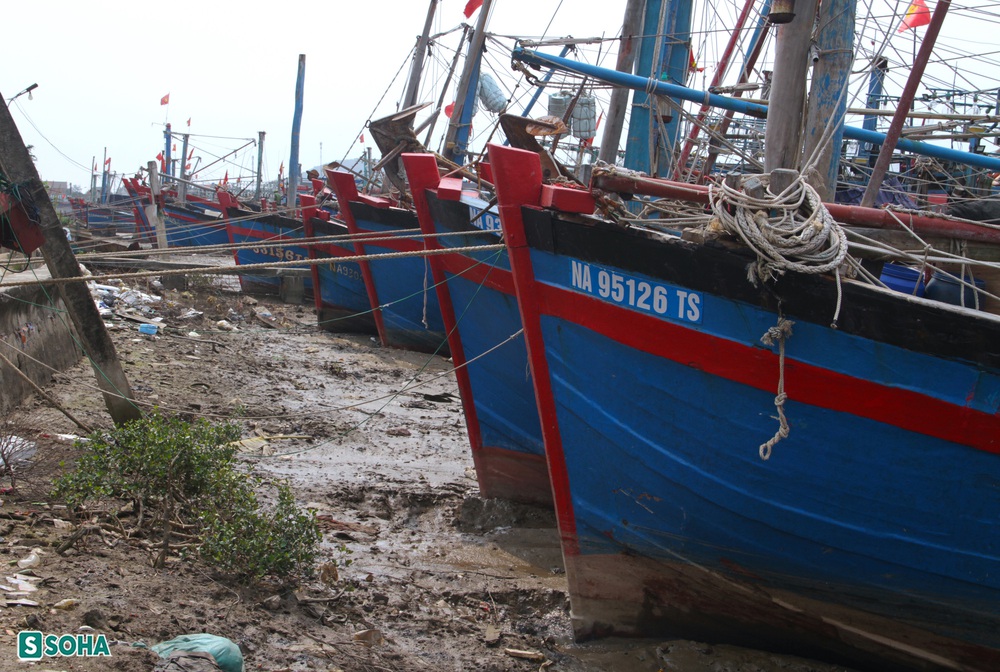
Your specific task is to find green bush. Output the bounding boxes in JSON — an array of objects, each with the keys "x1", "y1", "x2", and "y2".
[
  {"x1": 200, "y1": 479, "x2": 322, "y2": 583},
  {"x1": 55, "y1": 414, "x2": 241, "y2": 514},
  {"x1": 52, "y1": 413, "x2": 320, "y2": 583}
]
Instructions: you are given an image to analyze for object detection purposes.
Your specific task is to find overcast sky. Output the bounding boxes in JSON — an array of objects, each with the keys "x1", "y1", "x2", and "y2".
[
  {"x1": 2, "y1": 0, "x2": 626, "y2": 190},
  {"x1": 4, "y1": 1, "x2": 997, "y2": 192}
]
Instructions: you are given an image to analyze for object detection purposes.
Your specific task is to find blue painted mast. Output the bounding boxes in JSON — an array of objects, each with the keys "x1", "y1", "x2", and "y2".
[
  {"x1": 625, "y1": 0, "x2": 693, "y2": 177},
  {"x1": 511, "y1": 46, "x2": 1000, "y2": 172},
  {"x1": 863, "y1": 57, "x2": 888, "y2": 167},
  {"x1": 288, "y1": 54, "x2": 306, "y2": 206},
  {"x1": 163, "y1": 123, "x2": 172, "y2": 180},
  {"x1": 99, "y1": 147, "x2": 108, "y2": 204},
  {"x1": 803, "y1": 0, "x2": 857, "y2": 200},
  {"x1": 443, "y1": 0, "x2": 493, "y2": 165}
]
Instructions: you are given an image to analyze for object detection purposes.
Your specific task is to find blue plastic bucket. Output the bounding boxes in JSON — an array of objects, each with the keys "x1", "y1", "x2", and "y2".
[
  {"x1": 924, "y1": 272, "x2": 987, "y2": 309},
  {"x1": 879, "y1": 263, "x2": 925, "y2": 297}
]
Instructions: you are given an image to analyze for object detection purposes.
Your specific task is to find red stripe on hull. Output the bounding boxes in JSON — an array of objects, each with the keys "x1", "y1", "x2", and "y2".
[{"x1": 535, "y1": 280, "x2": 999, "y2": 453}]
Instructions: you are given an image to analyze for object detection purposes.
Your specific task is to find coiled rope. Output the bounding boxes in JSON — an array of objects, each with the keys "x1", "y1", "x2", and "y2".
[{"x1": 708, "y1": 173, "x2": 849, "y2": 286}]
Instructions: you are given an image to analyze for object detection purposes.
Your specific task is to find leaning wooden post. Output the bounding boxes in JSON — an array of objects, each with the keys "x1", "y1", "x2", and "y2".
[{"x1": 0, "y1": 93, "x2": 142, "y2": 424}]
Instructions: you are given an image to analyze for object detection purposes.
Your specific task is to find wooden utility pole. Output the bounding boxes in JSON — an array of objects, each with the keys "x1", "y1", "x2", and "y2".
[{"x1": 0, "y1": 91, "x2": 141, "y2": 424}]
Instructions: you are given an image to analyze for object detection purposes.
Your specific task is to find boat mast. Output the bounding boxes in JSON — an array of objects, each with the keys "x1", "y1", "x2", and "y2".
[
  {"x1": 763, "y1": 0, "x2": 820, "y2": 173},
  {"x1": 424, "y1": 24, "x2": 472, "y2": 149},
  {"x1": 802, "y1": 0, "x2": 856, "y2": 201},
  {"x1": 625, "y1": 0, "x2": 693, "y2": 177},
  {"x1": 598, "y1": 0, "x2": 645, "y2": 165},
  {"x1": 509, "y1": 46, "x2": 1000, "y2": 171},
  {"x1": 860, "y1": 0, "x2": 951, "y2": 207},
  {"x1": 163, "y1": 123, "x2": 172, "y2": 181},
  {"x1": 100, "y1": 147, "x2": 108, "y2": 204},
  {"x1": 403, "y1": 0, "x2": 440, "y2": 109},
  {"x1": 698, "y1": 0, "x2": 773, "y2": 179},
  {"x1": 862, "y1": 57, "x2": 888, "y2": 168},
  {"x1": 674, "y1": 0, "x2": 757, "y2": 180},
  {"x1": 178, "y1": 133, "x2": 190, "y2": 201},
  {"x1": 443, "y1": 0, "x2": 493, "y2": 166},
  {"x1": 288, "y1": 54, "x2": 306, "y2": 207},
  {"x1": 256, "y1": 131, "x2": 265, "y2": 200}
]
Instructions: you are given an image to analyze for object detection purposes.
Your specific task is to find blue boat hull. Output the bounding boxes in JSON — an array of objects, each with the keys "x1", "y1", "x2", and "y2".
[
  {"x1": 163, "y1": 203, "x2": 230, "y2": 248},
  {"x1": 306, "y1": 216, "x2": 377, "y2": 335},
  {"x1": 404, "y1": 152, "x2": 550, "y2": 504},
  {"x1": 490, "y1": 144, "x2": 1000, "y2": 672},
  {"x1": 224, "y1": 209, "x2": 313, "y2": 297},
  {"x1": 335, "y1": 203, "x2": 448, "y2": 354}
]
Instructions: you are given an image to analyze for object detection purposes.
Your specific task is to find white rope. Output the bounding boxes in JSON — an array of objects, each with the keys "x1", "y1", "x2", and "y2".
[
  {"x1": 759, "y1": 317, "x2": 794, "y2": 460},
  {"x1": 708, "y1": 173, "x2": 850, "y2": 285}
]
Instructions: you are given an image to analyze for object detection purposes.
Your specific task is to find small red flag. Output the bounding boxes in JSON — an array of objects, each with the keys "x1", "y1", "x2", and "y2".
[
  {"x1": 186, "y1": 117, "x2": 191, "y2": 127},
  {"x1": 156, "y1": 152, "x2": 163, "y2": 161},
  {"x1": 160, "y1": 93, "x2": 170, "y2": 105},
  {"x1": 444, "y1": 102, "x2": 455, "y2": 118},
  {"x1": 188, "y1": 148, "x2": 194, "y2": 160},
  {"x1": 360, "y1": 133, "x2": 365, "y2": 143},
  {"x1": 463, "y1": 0, "x2": 483, "y2": 18},
  {"x1": 104, "y1": 157, "x2": 111, "y2": 166},
  {"x1": 899, "y1": 0, "x2": 931, "y2": 31},
  {"x1": 223, "y1": 170, "x2": 229, "y2": 186}
]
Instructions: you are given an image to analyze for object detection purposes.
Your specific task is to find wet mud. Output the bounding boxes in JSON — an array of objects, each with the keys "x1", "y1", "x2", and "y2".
[{"x1": 0, "y1": 279, "x2": 858, "y2": 671}]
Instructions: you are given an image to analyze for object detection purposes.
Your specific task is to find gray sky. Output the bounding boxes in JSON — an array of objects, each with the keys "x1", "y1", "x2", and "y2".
[
  {"x1": 2, "y1": 0, "x2": 625, "y2": 190},
  {"x1": 4, "y1": 0, "x2": 998, "y2": 192}
]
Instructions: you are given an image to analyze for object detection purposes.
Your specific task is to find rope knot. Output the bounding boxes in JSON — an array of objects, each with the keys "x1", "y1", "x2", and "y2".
[{"x1": 758, "y1": 317, "x2": 794, "y2": 460}]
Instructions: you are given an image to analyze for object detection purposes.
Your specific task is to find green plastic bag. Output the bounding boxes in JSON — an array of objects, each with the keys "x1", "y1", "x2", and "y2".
[{"x1": 151, "y1": 633, "x2": 243, "y2": 672}]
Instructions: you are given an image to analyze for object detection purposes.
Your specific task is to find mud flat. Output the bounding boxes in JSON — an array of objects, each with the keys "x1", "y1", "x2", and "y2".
[{"x1": 0, "y1": 282, "x2": 858, "y2": 672}]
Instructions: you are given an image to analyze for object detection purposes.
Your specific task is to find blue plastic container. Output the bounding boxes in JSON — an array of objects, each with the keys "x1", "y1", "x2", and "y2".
[
  {"x1": 138, "y1": 323, "x2": 158, "y2": 335},
  {"x1": 879, "y1": 263, "x2": 925, "y2": 297},
  {"x1": 924, "y1": 272, "x2": 986, "y2": 309}
]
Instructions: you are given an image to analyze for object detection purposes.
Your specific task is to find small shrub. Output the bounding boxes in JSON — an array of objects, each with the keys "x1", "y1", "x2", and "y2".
[
  {"x1": 54, "y1": 413, "x2": 241, "y2": 516},
  {"x1": 200, "y1": 479, "x2": 321, "y2": 584},
  {"x1": 52, "y1": 413, "x2": 319, "y2": 583}
]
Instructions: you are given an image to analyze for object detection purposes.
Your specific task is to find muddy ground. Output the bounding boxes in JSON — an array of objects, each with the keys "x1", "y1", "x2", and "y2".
[{"x1": 0, "y1": 271, "x2": 859, "y2": 672}]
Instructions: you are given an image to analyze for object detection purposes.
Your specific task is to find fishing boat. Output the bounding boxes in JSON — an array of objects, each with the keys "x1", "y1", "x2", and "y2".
[
  {"x1": 68, "y1": 195, "x2": 137, "y2": 236},
  {"x1": 215, "y1": 190, "x2": 314, "y2": 299},
  {"x1": 325, "y1": 166, "x2": 449, "y2": 355},
  {"x1": 463, "y1": 0, "x2": 1000, "y2": 668},
  {"x1": 402, "y1": 152, "x2": 551, "y2": 505},
  {"x1": 300, "y1": 193, "x2": 378, "y2": 335},
  {"x1": 121, "y1": 177, "x2": 229, "y2": 248},
  {"x1": 489, "y1": 134, "x2": 1000, "y2": 670}
]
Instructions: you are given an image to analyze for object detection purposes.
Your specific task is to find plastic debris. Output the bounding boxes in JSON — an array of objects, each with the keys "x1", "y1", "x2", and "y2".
[
  {"x1": 17, "y1": 551, "x2": 41, "y2": 569},
  {"x1": 352, "y1": 629, "x2": 384, "y2": 647},
  {"x1": 151, "y1": 633, "x2": 243, "y2": 672}
]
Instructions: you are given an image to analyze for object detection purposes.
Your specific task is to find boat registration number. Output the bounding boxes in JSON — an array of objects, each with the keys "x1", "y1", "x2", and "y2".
[
  {"x1": 569, "y1": 260, "x2": 702, "y2": 323},
  {"x1": 468, "y1": 205, "x2": 502, "y2": 232}
]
